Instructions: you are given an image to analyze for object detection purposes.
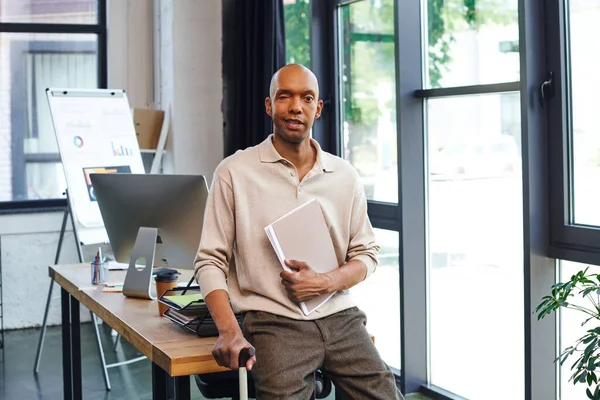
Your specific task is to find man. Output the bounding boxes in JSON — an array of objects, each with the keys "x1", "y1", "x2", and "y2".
[{"x1": 194, "y1": 64, "x2": 404, "y2": 399}]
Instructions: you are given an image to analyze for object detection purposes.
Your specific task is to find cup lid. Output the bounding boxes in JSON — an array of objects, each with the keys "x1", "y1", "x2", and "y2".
[{"x1": 154, "y1": 271, "x2": 178, "y2": 283}]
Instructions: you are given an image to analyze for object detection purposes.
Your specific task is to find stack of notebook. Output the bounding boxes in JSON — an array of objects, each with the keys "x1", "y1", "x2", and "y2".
[{"x1": 159, "y1": 286, "x2": 244, "y2": 337}]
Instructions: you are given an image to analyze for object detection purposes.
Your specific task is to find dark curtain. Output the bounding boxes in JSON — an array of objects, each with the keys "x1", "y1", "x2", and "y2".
[{"x1": 222, "y1": 0, "x2": 287, "y2": 157}]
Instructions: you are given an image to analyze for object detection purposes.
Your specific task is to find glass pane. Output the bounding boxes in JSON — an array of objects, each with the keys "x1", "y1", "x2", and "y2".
[
  {"x1": 339, "y1": 0, "x2": 398, "y2": 203},
  {"x1": 428, "y1": 93, "x2": 524, "y2": 399},
  {"x1": 559, "y1": 260, "x2": 600, "y2": 400},
  {"x1": 0, "y1": 0, "x2": 97, "y2": 24},
  {"x1": 284, "y1": 0, "x2": 311, "y2": 67},
  {"x1": 343, "y1": 0, "x2": 394, "y2": 35},
  {"x1": 425, "y1": 0, "x2": 519, "y2": 88},
  {"x1": 351, "y1": 228, "x2": 400, "y2": 370},
  {"x1": 569, "y1": 1, "x2": 600, "y2": 226},
  {"x1": 0, "y1": 33, "x2": 98, "y2": 202}
]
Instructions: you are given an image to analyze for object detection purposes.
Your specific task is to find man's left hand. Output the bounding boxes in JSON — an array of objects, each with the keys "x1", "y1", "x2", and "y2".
[{"x1": 280, "y1": 259, "x2": 332, "y2": 302}]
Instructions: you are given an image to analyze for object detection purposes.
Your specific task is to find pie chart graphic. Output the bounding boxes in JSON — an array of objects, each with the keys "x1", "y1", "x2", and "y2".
[{"x1": 73, "y1": 135, "x2": 84, "y2": 148}]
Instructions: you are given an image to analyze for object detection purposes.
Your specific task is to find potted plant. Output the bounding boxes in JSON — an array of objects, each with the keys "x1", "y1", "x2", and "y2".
[{"x1": 536, "y1": 267, "x2": 600, "y2": 400}]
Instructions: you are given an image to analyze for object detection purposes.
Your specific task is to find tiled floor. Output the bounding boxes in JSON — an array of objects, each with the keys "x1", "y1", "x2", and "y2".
[
  {"x1": 1, "y1": 322, "x2": 172, "y2": 400},
  {"x1": 0, "y1": 323, "x2": 343, "y2": 400},
  {"x1": 0, "y1": 323, "x2": 427, "y2": 400}
]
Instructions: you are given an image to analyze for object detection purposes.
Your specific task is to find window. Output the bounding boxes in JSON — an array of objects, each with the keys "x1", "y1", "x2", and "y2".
[
  {"x1": 0, "y1": 0, "x2": 97, "y2": 23},
  {"x1": 338, "y1": 0, "x2": 397, "y2": 204},
  {"x1": 427, "y1": 93, "x2": 524, "y2": 399},
  {"x1": 351, "y1": 228, "x2": 400, "y2": 370},
  {"x1": 425, "y1": 0, "x2": 519, "y2": 88},
  {"x1": 423, "y1": 1, "x2": 523, "y2": 399},
  {"x1": 558, "y1": 260, "x2": 600, "y2": 400},
  {"x1": 312, "y1": 0, "x2": 557, "y2": 397},
  {"x1": 6, "y1": 35, "x2": 98, "y2": 201},
  {"x1": 548, "y1": 0, "x2": 600, "y2": 264},
  {"x1": 0, "y1": 0, "x2": 106, "y2": 209},
  {"x1": 283, "y1": 0, "x2": 310, "y2": 67},
  {"x1": 568, "y1": 1, "x2": 600, "y2": 228},
  {"x1": 335, "y1": 0, "x2": 401, "y2": 373}
]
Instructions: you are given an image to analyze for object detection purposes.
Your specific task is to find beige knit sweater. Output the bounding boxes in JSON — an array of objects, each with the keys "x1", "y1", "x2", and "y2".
[{"x1": 194, "y1": 135, "x2": 379, "y2": 320}]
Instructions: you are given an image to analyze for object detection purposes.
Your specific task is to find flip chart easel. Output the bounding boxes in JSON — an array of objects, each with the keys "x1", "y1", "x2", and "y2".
[
  {"x1": 33, "y1": 89, "x2": 147, "y2": 389},
  {"x1": 45, "y1": 88, "x2": 145, "y2": 245}
]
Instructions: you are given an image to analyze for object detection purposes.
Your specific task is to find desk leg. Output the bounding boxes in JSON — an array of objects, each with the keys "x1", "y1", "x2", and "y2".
[
  {"x1": 175, "y1": 376, "x2": 190, "y2": 400},
  {"x1": 61, "y1": 288, "x2": 72, "y2": 400},
  {"x1": 70, "y1": 296, "x2": 82, "y2": 400},
  {"x1": 152, "y1": 363, "x2": 171, "y2": 400}
]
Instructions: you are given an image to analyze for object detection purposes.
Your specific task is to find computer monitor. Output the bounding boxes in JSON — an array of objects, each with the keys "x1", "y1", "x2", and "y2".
[{"x1": 89, "y1": 173, "x2": 209, "y2": 271}]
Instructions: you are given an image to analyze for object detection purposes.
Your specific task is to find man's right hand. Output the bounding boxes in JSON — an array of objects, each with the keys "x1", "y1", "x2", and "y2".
[
  {"x1": 204, "y1": 289, "x2": 257, "y2": 370},
  {"x1": 212, "y1": 328, "x2": 256, "y2": 370}
]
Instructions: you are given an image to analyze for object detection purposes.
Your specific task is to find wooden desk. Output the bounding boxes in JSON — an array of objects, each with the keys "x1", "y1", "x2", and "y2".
[{"x1": 50, "y1": 263, "x2": 226, "y2": 400}]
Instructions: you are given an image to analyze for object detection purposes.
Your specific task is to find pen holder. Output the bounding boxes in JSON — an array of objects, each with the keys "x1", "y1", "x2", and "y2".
[{"x1": 91, "y1": 261, "x2": 108, "y2": 285}]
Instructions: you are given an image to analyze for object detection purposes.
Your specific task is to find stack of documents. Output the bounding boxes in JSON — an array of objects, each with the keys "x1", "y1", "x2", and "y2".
[
  {"x1": 159, "y1": 287, "x2": 243, "y2": 337},
  {"x1": 265, "y1": 198, "x2": 339, "y2": 315},
  {"x1": 159, "y1": 287, "x2": 211, "y2": 333}
]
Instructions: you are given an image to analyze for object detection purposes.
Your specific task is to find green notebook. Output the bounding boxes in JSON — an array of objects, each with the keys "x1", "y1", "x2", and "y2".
[{"x1": 163, "y1": 294, "x2": 204, "y2": 308}]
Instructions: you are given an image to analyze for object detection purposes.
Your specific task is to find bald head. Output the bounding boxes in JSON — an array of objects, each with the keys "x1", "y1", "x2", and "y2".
[
  {"x1": 264, "y1": 63, "x2": 323, "y2": 144},
  {"x1": 269, "y1": 64, "x2": 319, "y2": 99}
]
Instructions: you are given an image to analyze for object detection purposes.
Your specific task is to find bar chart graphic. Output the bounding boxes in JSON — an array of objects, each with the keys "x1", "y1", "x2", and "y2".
[{"x1": 111, "y1": 141, "x2": 133, "y2": 156}]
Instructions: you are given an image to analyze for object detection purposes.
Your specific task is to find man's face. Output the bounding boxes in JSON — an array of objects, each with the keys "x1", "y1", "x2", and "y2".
[{"x1": 265, "y1": 67, "x2": 323, "y2": 144}]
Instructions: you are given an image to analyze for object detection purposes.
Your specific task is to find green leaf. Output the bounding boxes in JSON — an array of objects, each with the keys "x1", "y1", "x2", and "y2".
[{"x1": 584, "y1": 336, "x2": 596, "y2": 344}]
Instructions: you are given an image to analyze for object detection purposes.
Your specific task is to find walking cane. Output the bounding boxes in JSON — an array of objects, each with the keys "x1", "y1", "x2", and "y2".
[{"x1": 239, "y1": 346, "x2": 256, "y2": 400}]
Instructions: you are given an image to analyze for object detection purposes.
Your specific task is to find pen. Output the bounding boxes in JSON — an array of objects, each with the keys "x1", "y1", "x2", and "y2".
[{"x1": 181, "y1": 276, "x2": 195, "y2": 295}]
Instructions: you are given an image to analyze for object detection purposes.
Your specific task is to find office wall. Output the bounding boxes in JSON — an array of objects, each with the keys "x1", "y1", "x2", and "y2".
[
  {"x1": 0, "y1": 0, "x2": 222, "y2": 330},
  {"x1": 0, "y1": 214, "x2": 82, "y2": 329},
  {"x1": 108, "y1": 0, "x2": 154, "y2": 109},
  {"x1": 156, "y1": 0, "x2": 223, "y2": 180}
]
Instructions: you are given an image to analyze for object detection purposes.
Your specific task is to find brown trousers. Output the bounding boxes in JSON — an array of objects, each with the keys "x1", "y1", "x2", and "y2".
[{"x1": 243, "y1": 307, "x2": 405, "y2": 400}]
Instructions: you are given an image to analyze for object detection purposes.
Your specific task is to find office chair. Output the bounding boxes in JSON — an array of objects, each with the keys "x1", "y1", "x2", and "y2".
[{"x1": 194, "y1": 369, "x2": 332, "y2": 399}]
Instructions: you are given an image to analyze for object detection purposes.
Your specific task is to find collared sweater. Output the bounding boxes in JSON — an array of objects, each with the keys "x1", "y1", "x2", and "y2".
[{"x1": 194, "y1": 135, "x2": 379, "y2": 320}]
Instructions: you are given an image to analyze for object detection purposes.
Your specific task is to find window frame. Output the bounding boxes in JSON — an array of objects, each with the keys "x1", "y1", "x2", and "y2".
[
  {"x1": 312, "y1": 0, "x2": 555, "y2": 398},
  {"x1": 544, "y1": 0, "x2": 600, "y2": 266},
  {"x1": 0, "y1": 0, "x2": 107, "y2": 212},
  {"x1": 331, "y1": 0, "x2": 408, "y2": 387}
]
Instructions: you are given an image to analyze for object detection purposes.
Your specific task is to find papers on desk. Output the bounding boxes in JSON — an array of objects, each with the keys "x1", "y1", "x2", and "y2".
[
  {"x1": 264, "y1": 198, "x2": 339, "y2": 316},
  {"x1": 102, "y1": 282, "x2": 124, "y2": 292},
  {"x1": 98, "y1": 276, "x2": 190, "y2": 293},
  {"x1": 105, "y1": 261, "x2": 152, "y2": 270},
  {"x1": 159, "y1": 287, "x2": 227, "y2": 337},
  {"x1": 103, "y1": 286, "x2": 123, "y2": 293},
  {"x1": 163, "y1": 294, "x2": 204, "y2": 308},
  {"x1": 106, "y1": 261, "x2": 129, "y2": 270}
]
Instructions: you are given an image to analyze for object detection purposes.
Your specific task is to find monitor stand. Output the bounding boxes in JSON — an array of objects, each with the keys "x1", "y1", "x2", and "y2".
[{"x1": 123, "y1": 226, "x2": 158, "y2": 299}]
